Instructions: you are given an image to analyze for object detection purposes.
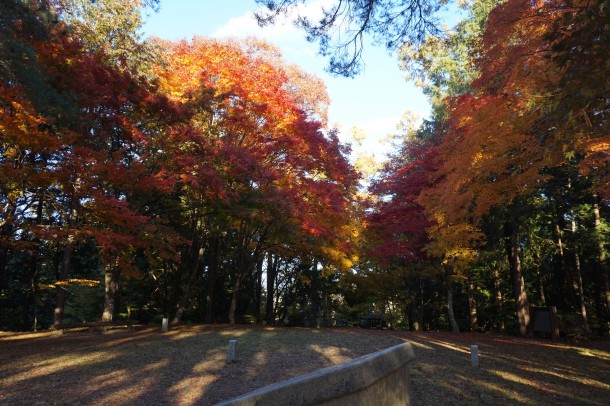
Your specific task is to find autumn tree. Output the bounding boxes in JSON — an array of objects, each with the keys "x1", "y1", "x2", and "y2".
[
  {"x1": 414, "y1": 0, "x2": 609, "y2": 335},
  {"x1": 154, "y1": 36, "x2": 358, "y2": 324}
]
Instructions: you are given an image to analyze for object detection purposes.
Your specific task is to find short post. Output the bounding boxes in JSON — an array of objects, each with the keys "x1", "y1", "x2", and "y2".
[
  {"x1": 227, "y1": 339, "x2": 237, "y2": 363},
  {"x1": 162, "y1": 317, "x2": 169, "y2": 332},
  {"x1": 471, "y1": 345, "x2": 479, "y2": 367}
]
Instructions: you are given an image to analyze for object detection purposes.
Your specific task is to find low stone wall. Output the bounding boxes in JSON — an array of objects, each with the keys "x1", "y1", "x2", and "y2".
[{"x1": 216, "y1": 342, "x2": 415, "y2": 406}]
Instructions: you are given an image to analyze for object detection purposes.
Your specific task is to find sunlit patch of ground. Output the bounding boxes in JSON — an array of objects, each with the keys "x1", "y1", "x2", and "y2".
[{"x1": 0, "y1": 326, "x2": 608, "y2": 405}]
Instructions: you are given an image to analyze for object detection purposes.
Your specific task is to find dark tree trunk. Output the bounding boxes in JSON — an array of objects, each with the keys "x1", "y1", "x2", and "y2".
[
  {"x1": 173, "y1": 245, "x2": 204, "y2": 324},
  {"x1": 504, "y1": 221, "x2": 530, "y2": 336},
  {"x1": 23, "y1": 192, "x2": 44, "y2": 330},
  {"x1": 535, "y1": 265, "x2": 547, "y2": 306},
  {"x1": 229, "y1": 239, "x2": 248, "y2": 326},
  {"x1": 0, "y1": 204, "x2": 16, "y2": 291},
  {"x1": 492, "y1": 267, "x2": 505, "y2": 333},
  {"x1": 570, "y1": 212, "x2": 590, "y2": 332},
  {"x1": 228, "y1": 226, "x2": 267, "y2": 325},
  {"x1": 408, "y1": 302, "x2": 420, "y2": 331},
  {"x1": 445, "y1": 266, "x2": 459, "y2": 333},
  {"x1": 593, "y1": 194, "x2": 610, "y2": 331},
  {"x1": 310, "y1": 260, "x2": 320, "y2": 328},
  {"x1": 54, "y1": 203, "x2": 78, "y2": 326},
  {"x1": 467, "y1": 278, "x2": 478, "y2": 332},
  {"x1": 265, "y1": 253, "x2": 278, "y2": 326},
  {"x1": 0, "y1": 245, "x2": 8, "y2": 291},
  {"x1": 556, "y1": 221, "x2": 579, "y2": 308},
  {"x1": 255, "y1": 256, "x2": 263, "y2": 324},
  {"x1": 229, "y1": 271, "x2": 246, "y2": 325},
  {"x1": 101, "y1": 260, "x2": 120, "y2": 322},
  {"x1": 205, "y1": 237, "x2": 220, "y2": 323}
]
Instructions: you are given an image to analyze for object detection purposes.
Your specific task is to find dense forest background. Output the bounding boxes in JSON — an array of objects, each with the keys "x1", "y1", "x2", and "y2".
[{"x1": 1, "y1": 0, "x2": 608, "y2": 337}]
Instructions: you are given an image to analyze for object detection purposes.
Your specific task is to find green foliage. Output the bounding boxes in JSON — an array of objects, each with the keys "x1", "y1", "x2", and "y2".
[{"x1": 398, "y1": 0, "x2": 499, "y2": 111}]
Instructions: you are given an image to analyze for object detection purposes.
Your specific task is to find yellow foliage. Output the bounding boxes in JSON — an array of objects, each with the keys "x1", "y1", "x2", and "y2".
[
  {"x1": 40, "y1": 279, "x2": 101, "y2": 290},
  {"x1": 425, "y1": 211, "x2": 484, "y2": 275}
]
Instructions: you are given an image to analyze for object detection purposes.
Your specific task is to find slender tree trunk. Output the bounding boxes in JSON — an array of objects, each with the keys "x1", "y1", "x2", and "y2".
[
  {"x1": 573, "y1": 251, "x2": 589, "y2": 331},
  {"x1": 418, "y1": 277, "x2": 424, "y2": 331},
  {"x1": 205, "y1": 238, "x2": 220, "y2": 323},
  {"x1": 229, "y1": 235, "x2": 249, "y2": 325},
  {"x1": 570, "y1": 212, "x2": 590, "y2": 333},
  {"x1": 101, "y1": 260, "x2": 120, "y2": 322},
  {"x1": 255, "y1": 256, "x2": 263, "y2": 324},
  {"x1": 0, "y1": 204, "x2": 16, "y2": 291},
  {"x1": 173, "y1": 246, "x2": 204, "y2": 324},
  {"x1": 445, "y1": 267, "x2": 459, "y2": 333},
  {"x1": 408, "y1": 303, "x2": 419, "y2": 331},
  {"x1": 23, "y1": 192, "x2": 44, "y2": 330},
  {"x1": 228, "y1": 226, "x2": 267, "y2": 325},
  {"x1": 556, "y1": 221, "x2": 579, "y2": 307},
  {"x1": 492, "y1": 267, "x2": 505, "y2": 333},
  {"x1": 535, "y1": 267, "x2": 547, "y2": 306},
  {"x1": 593, "y1": 194, "x2": 610, "y2": 330},
  {"x1": 504, "y1": 221, "x2": 530, "y2": 336},
  {"x1": 0, "y1": 245, "x2": 8, "y2": 291},
  {"x1": 265, "y1": 253, "x2": 278, "y2": 326},
  {"x1": 310, "y1": 260, "x2": 320, "y2": 328},
  {"x1": 229, "y1": 271, "x2": 246, "y2": 325},
  {"x1": 467, "y1": 278, "x2": 478, "y2": 331},
  {"x1": 54, "y1": 203, "x2": 78, "y2": 326}
]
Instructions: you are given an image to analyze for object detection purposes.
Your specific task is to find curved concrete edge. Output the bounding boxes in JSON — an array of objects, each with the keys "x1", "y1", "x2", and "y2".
[{"x1": 215, "y1": 342, "x2": 416, "y2": 406}]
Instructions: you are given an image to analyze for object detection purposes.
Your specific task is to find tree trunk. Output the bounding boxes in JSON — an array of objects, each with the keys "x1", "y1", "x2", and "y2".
[
  {"x1": 535, "y1": 266, "x2": 547, "y2": 306},
  {"x1": 467, "y1": 278, "x2": 478, "y2": 331},
  {"x1": 205, "y1": 237, "x2": 220, "y2": 323},
  {"x1": 408, "y1": 302, "x2": 420, "y2": 331},
  {"x1": 228, "y1": 226, "x2": 267, "y2": 325},
  {"x1": 570, "y1": 212, "x2": 590, "y2": 333},
  {"x1": 573, "y1": 251, "x2": 589, "y2": 332},
  {"x1": 229, "y1": 271, "x2": 246, "y2": 325},
  {"x1": 0, "y1": 244, "x2": 8, "y2": 291},
  {"x1": 492, "y1": 267, "x2": 505, "y2": 333},
  {"x1": 173, "y1": 246, "x2": 204, "y2": 324},
  {"x1": 255, "y1": 256, "x2": 263, "y2": 324},
  {"x1": 556, "y1": 221, "x2": 579, "y2": 307},
  {"x1": 0, "y1": 204, "x2": 16, "y2": 291},
  {"x1": 445, "y1": 267, "x2": 459, "y2": 333},
  {"x1": 504, "y1": 221, "x2": 530, "y2": 336},
  {"x1": 23, "y1": 192, "x2": 44, "y2": 330},
  {"x1": 54, "y1": 204, "x2": 78, "y2": 326},
  {"x1": 310, "y1": 260, "x2": 320, "y2": 328},
  {"x1": 265, "y1": 253, "x2": 278, "y2": 326},
  {"x1": 593, "y1": 194, "x2": 610, "y2": 330},
  {"x1": 101, "y1": 260, "x2": 120, "y2": 322},
  {"x1": 229, "y1": 234, "x2": 250, "y2": 325}
]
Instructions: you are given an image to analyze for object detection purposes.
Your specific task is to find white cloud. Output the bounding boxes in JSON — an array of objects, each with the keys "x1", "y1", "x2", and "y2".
[{"x1": 212, "y1": 0, "x2": 334, "y2": 64}]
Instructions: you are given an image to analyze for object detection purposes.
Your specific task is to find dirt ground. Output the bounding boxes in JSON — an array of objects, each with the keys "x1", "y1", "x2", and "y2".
[{"x1": 0, "y1": 325, "x2": 608, "y2": 405}]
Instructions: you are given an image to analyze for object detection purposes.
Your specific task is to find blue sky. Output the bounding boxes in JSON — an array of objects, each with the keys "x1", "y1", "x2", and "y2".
[{"x1": 142, "y1": 0, "x2": 431, "y2": 161}]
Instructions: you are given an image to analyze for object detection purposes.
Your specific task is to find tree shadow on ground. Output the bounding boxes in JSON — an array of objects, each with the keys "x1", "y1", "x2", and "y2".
[
  {"x1": 379, "y1": 331, "x2": 610, "y2": 406},
  {"x1": 0, "y1": 325, "x2": 401, "y2": 405},
  {"x1": 2, "y1": 327, "x2": 607, "y2": 405}
]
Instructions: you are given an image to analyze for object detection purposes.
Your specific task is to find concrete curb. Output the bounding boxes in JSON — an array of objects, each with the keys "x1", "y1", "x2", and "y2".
[{"x1": 215, "y1": 342, "x2": 415, "y2": 406}]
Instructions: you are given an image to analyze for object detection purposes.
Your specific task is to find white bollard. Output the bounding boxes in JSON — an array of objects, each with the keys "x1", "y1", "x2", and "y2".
[
  {"x1": 162, "y1": 317, "x2": 169, "y2": 332},
  {"x1": 471, "y1": 345, "x2": 479, "y2": 367},
  {"x1": 227, "y1": 339, "x2": 237, "y2": 363}
]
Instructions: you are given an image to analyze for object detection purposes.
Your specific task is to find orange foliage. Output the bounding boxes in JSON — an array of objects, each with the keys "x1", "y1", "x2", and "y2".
[{"x1": 155, "y1": 36, "x2": 358, "y2": 268}]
